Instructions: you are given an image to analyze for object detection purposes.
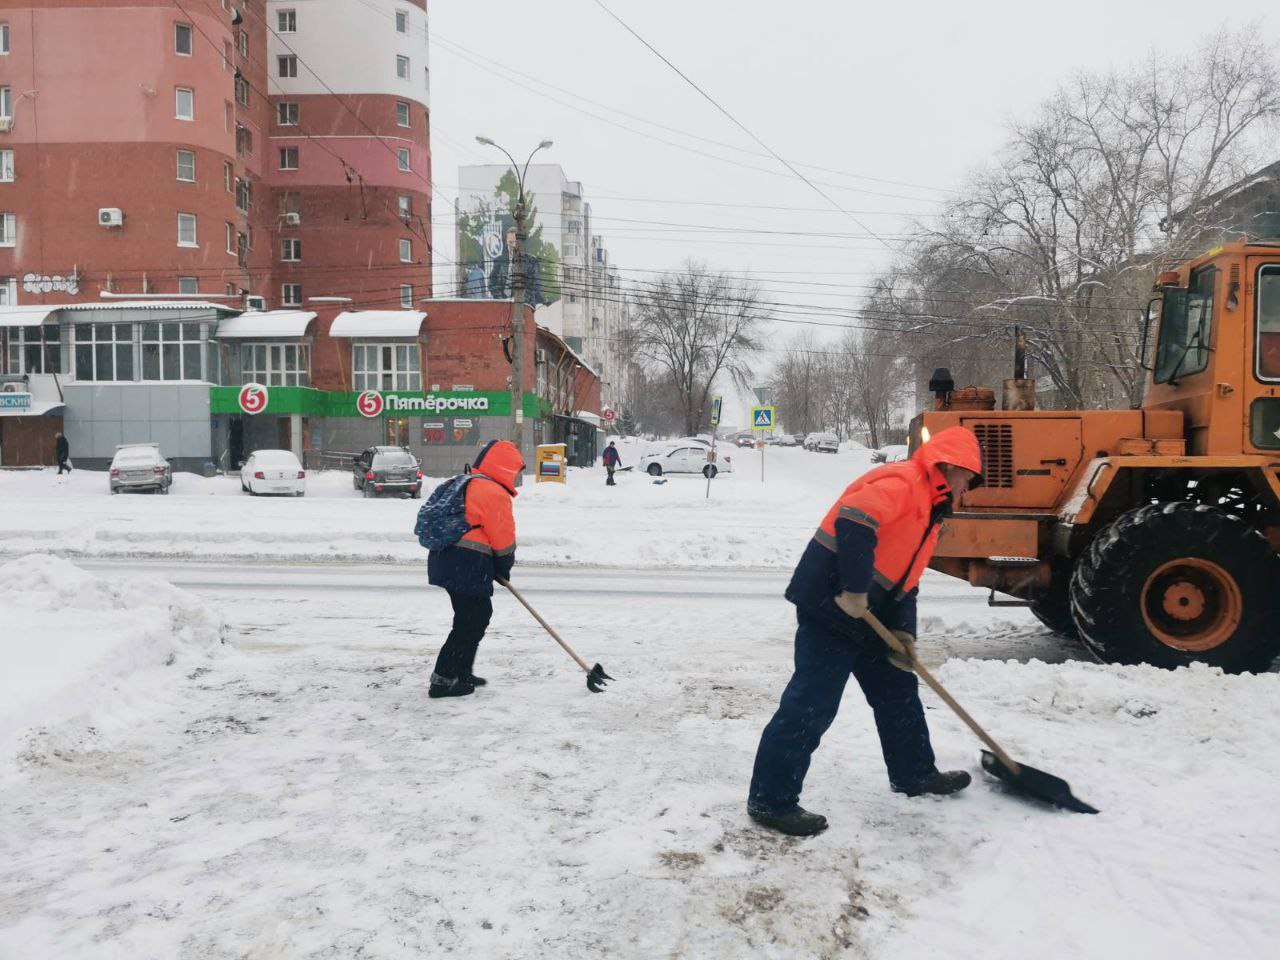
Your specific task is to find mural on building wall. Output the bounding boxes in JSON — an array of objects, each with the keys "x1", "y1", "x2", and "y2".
[{"x1": 456, "y1": 169, "x2": 561, "y2": 307}]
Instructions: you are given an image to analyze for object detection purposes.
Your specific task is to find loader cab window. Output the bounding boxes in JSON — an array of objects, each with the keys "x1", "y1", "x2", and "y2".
[
  {"x1": 1154, "y1": 267, "x2": 1216, "y2": 384},
  {"x1": 1255, "y1": 265, "x2": 1280, "y2": 381}
]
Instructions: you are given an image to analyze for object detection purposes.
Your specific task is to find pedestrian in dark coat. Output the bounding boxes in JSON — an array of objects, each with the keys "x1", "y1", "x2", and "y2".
[
  {"x1": 747, "y1": 426, "x2": 984, "y2": 836},
  {"x1": 601, "y1": 440, "x2": 621, "y2": 486},
  {"x1": 55, "y1": 433, "x2": 71, "y2": 475},
  {"x1": 426, "y1": 439, "x2": 525, "y2": 698}
]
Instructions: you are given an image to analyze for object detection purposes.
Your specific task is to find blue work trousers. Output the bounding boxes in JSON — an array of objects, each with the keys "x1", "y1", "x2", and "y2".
[{"x1": 748, "y1": 614, "x2": 936, "y2": 811}]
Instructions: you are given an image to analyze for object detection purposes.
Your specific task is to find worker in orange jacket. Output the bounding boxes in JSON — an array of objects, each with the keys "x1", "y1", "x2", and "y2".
[
  {"x1": 427, "y1": 439, "x2": 525, "y2": 698},
  {"x1": 748, "y1": 426, "x2": 984, "y2": 836}
]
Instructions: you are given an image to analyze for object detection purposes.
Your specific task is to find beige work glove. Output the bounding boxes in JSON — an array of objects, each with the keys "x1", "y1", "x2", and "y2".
[
  {"x1": 887, "y1": 631, "x2": 918, "y2": 673},
  {"x1": 834, "y1": 591, "x2": 869, "y2": 620}
]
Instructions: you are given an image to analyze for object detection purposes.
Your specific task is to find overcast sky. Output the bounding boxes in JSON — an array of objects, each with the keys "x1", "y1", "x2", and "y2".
[{"x1": 428, "y1": 1, "x2": 1280, "y2": 423}]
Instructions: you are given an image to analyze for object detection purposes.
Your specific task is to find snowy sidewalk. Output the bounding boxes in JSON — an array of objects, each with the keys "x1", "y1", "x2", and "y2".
[{"x1": 2, "y1": 559, "x2": 1278, "y2": 959}]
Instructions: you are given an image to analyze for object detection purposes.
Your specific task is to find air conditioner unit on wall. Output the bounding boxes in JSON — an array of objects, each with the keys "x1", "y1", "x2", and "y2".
[
  {"x1": 0, "y1": 119, "x2": 12, "y2": 133},
  {"x1": 0, "y1": 382, "x2": 21, "y2": 393},
  {"x1": 99, "y1": 208, "x2": 124, "y2": 227},
  {"x1": 282, "y1": 212, "x2": 301, "y2": 226},
  {"x1": 245, "y1": 295, "x2": 266, "y2": 311}
]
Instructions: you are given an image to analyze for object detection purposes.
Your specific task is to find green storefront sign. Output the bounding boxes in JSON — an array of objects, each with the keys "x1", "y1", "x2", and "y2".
[{"x1": 210, "y1": 387, "x2": 543, "y2": 418}]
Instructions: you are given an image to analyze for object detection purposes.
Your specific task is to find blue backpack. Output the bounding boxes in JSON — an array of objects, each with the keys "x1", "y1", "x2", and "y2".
[{"x1": 414, "y1": 475, "x2": 486, "y2": 550}]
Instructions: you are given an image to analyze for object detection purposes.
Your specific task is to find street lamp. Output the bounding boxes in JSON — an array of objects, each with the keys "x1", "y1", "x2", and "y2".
[{"x1": 475, "y1": 136, "x2": 553, "y2": 451}]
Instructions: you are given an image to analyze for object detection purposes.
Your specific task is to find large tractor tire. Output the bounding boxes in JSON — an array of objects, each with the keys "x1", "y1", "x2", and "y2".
[{"x1": 1070, "y1": 502, "x2": 1280, "y2": 673}]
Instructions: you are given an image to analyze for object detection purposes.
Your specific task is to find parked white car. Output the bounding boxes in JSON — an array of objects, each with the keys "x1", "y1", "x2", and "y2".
[
  {"x1": 872, "y1": 444, "x2": 910, "y2": 463},
  {"x1": 805, "y1": 432, "x2": 839, "y2": 453},
  {"x1": 109, "y1": 443, "x2": 172, "y2": 495},
  {"x1": 240, "y1": 449, "x2": 306, "y2": 496},
  {"x1": 638, "y1": 444, "x2": 733, "y2": 478}
]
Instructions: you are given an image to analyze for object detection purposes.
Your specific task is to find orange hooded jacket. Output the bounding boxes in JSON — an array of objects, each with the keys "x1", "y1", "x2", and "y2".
[
  {"x1": 785, "y1": 426, "x2": 983, "y2": 637},
  {"x1": 427, "y1": 439, "x2": 525, "y2": 596}
]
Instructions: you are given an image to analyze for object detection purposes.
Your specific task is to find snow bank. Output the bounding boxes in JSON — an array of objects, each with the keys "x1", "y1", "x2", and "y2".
[
  {"x1": 0, "y1": 443, "x2": 877, "y2": 568},
  {"x1": 0, "y1": 555, "x2": 225, "y2": 771}
]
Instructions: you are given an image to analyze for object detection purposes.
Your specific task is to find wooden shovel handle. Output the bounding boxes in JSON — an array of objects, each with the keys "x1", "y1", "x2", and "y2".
[
  {"x1": 862, "y1": 610, "x2": 1022, "y2": 775},
  {"x1": 498, "y1": 578, "x2": 593, "y2": 675}
]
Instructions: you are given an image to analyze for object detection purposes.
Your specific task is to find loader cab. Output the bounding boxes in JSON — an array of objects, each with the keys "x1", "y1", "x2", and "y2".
[{"x1": 1143, "y1": 242, "x2": 1280, "y2": 456}]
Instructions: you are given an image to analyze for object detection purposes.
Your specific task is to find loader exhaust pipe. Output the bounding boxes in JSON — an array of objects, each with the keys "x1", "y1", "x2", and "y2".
[{"x1": 1002, "y1": 326, "x2": 1037, "y2": 411}]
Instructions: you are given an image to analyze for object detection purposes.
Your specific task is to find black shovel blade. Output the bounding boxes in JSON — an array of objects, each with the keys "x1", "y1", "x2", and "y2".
[
  {"x1": 981, "y1": 751, "x2": 1099, "y2": 815},
  {"x1": 586, "y1": 663, "x2": 614, "y2": 693}
]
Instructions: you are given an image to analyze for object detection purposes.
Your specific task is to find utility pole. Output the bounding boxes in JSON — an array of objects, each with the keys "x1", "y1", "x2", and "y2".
[{"x1": 475, "y1": 136, "x2": 554, "y2": 457}]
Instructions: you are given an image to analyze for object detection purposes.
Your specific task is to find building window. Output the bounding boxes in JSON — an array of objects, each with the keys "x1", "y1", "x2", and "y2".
[
  {"x1": 241, "y1": 343, "x2": 309, "y2": 387},
  {"x1": 223, "y1": 39, "x2": 232, "y2": 70},
  {"x1": 396, "y1": 10, "x2": 408, "y2": 33},
  {"x1": 279, "y1": 146, "x2": 299, "y2": 170},
  {"x1": 0, "y1": 276, "x2": 15, "y2": 304},
  {"x1": 277, "y1": 101, "x2": 298, "y2": 126},
  {"x1": 277, "y1": 9, "x2": 297, "y2": 33},
  {"x1": 280, "y1": 238, "x2": 301, "y2": 261},
  {"x1": 74, "y1": 322, "x2": 135, "y2": 382},
  {"x1": 235, "y1": 177, "x2": 252, "y2": 213},
  {"x1": 141, "y1": 320, "x2": 204, "y2": 381},
  {"x1": 176, "y1": 149, "x2": 196, "y2": 182},
  {"x1": 234, "y1": 72, "x2": 250, "y2": 106},
  {"x1": 395, "y1": 100, "x2": 410, "y2": 127},
  {"x1": 281, "y1": 283, "x2": 302, "y2": 307},
  {"x1": 223, "y1": 160, "x2": 233, "y2": 193},
  {"x1": 397, "y1": 195, "x2": 411, "y2": 219},
  {"x1": 178, "y1": 276, "x2": 198, "y2": 295},
  {"x1": 352, "y1": 343, "x2": 420, "y2": 391},
  {"x1": 235, "y1": 123, "x2": 252, "y2": 158},
  {"x1": 7, "y1": 325, "x2": 63, "y2": 375},
  {"x1": 280, "y1": 191, "x2": 301, "y2": 219},
  {"x1": 237, "y1": 232, "x2": 249, "y2": 267},
  {"x1": 235, "y1": 29, "x2": 248, "y2": 58},
  {"x1": 399, "y1": 238, "x2": 412, "y2": 262},
  {"x1": 400, "y1": 284, "x2": 413, "y2": 308},
  {"x1": 177, "y1": 212, "x2": 197, "y2": 247},
  {"x1": 0, "y1": 150, "x2": 13, "y2": 182},
  {"x1": 174, "y1": 22, "x2": 193, "y2": 56},
  {"x1": 0, "y1": 87, "x2": 10, "y2": 121},
  {"x1": 396, "y1": 55, "x2": 409, "y2": 80},
  {"x1": 278, "y1": 55, "x2": 298, "y2": 78},
  {"x1": 226, "y1": 221, "x2": 235, "y2": 255},
  {"x1": 0, "y1": 23, "x2": 8, "y2": 55},
  {"x1": 0, "y1": 212, "x2": 16, "y2": 247},
  {"x1": 175, "y1": 87, "x2": 194, "y2": 120},
  {"x1": 397, "y1": 148, "x2": 410, "y2": 172}
]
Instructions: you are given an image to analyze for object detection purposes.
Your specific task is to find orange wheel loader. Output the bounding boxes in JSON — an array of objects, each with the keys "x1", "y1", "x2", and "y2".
[{"x1": 913, "y1": 241, "x2": 1280, "y2": 673}]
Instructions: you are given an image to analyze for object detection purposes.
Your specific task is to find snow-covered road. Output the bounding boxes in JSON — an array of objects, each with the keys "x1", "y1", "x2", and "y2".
[{"x1": 4, "y1": 558, "x2": 1277, "y2": 959}]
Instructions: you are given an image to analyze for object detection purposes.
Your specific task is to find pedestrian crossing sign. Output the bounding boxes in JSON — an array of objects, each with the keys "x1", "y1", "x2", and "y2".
[{"x1": 751, "y1": 405, "x2": 775, "y2": 430}]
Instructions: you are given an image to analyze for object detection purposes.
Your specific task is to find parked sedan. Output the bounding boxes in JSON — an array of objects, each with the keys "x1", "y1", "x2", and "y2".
[
  {"x1": 109, "y1": 443, "x2": 172, "y2": 495},
  {"x1": 638, "y1": 444, "x2": 733, "y2": 478},
  {"x1": 353, "y1": 446, "x2": 423, "y2": 498},
  {"x1": 804, "y1": 432, "x2": 839, "y2": 453},
  {"x1": 241, "y1": 449, "x2": 306, "y2": 496}
]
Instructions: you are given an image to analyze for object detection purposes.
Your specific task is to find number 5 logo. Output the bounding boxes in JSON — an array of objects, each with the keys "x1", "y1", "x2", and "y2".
[
  {"x1": 357, "y1": 390, "x2": 384, "y2": 418},
  {"x1": 238, "y1": 383, "x2": 269, "y2": 415}
]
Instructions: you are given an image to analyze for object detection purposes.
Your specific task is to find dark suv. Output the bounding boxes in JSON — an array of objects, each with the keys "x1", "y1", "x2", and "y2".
[{"x1": 353, "y1": 446, "x2": 423, "y2": 498}]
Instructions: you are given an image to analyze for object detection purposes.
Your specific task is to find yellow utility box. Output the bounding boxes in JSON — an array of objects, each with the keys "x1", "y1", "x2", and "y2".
[{"x1": 535, "y1": 443, "x2": 567, "y2": 483}]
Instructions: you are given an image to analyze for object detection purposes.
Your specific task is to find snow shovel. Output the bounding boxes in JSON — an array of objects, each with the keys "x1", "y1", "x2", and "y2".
[
  {"x1": 862, "y1": 611, "x2": 1098, "y2": 815},
  {"x1": 498, "y1": 579, "x2": 614, "y2": 693}
]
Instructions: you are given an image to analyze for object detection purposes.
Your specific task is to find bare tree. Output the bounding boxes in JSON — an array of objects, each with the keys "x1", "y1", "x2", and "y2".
[
  {"x1": 770, "y1": 331, "x2": 826, "y2": 435},
  {"x1": 630, "y1": 262, "x2": 765, "y2": 435}
]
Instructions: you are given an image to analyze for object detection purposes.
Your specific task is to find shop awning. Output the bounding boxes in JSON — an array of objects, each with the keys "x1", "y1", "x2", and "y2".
[
  {"x1": 213, "y1": 310, "x2": 317, "y2": 339},
  {"x1": 329, "y1": 310, "x2": 427, "y2": 338},
  {"x1": 60, "y1": 301, "x2": 238, "y2": 314},
  {"x1": 0, "y1": 306, "x2": 59, "y2": 328},
  {"x1": 0, "y1": 400, "x2": 65, "y2": 417}
]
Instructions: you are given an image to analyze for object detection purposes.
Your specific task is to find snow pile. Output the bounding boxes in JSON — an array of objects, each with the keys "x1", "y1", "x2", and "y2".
[
  {"x1": 0, "y1": 554, "x2": 224, "y2": 771},
  {"x1": 0, "y1": 442, "x2": 878, "y2": 568}
]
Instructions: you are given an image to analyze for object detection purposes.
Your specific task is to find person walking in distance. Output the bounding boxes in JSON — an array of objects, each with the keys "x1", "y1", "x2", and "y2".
[
  {"x1": 601, "y1": 440, "x2": 622, "y2": 486},
  {"x1": 426, "y1": 439, "x2": 525, "y2": 698},
  {"x1": 747, "y1": 427, "x2": 984, "y2": 836},
  {"x1": 55, "y1": 433, "x2": 72, "y2": 475}
]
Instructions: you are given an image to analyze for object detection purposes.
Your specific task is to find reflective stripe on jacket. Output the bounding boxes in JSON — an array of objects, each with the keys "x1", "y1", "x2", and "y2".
[{"x1": 785, "y1": 426, "x2": 982, "y2": 638}]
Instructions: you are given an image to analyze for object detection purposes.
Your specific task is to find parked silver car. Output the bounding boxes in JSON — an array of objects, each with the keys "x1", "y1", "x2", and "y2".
[{"x1": 109, "y1": 443, "x2": 172, "y2": 495}]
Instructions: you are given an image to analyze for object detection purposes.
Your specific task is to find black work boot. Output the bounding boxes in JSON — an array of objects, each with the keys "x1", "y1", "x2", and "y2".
[
  {"x1": 428, "y1": 672, "x2": 476, "y2": 699},
  {"x1": 747, "y1": 804, "x2": 829, "y2": 837},
  {"x1": 466, "y1": 674, "x2": 488, "y2": 687},
  {"x1": 895, "y1": 769, "x2": 972, "y2": 798}
]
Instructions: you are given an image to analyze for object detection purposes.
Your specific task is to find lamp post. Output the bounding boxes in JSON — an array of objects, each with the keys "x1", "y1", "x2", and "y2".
[{"x1": 475, "y1": 135, "x2": 553, "y2": 453}]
